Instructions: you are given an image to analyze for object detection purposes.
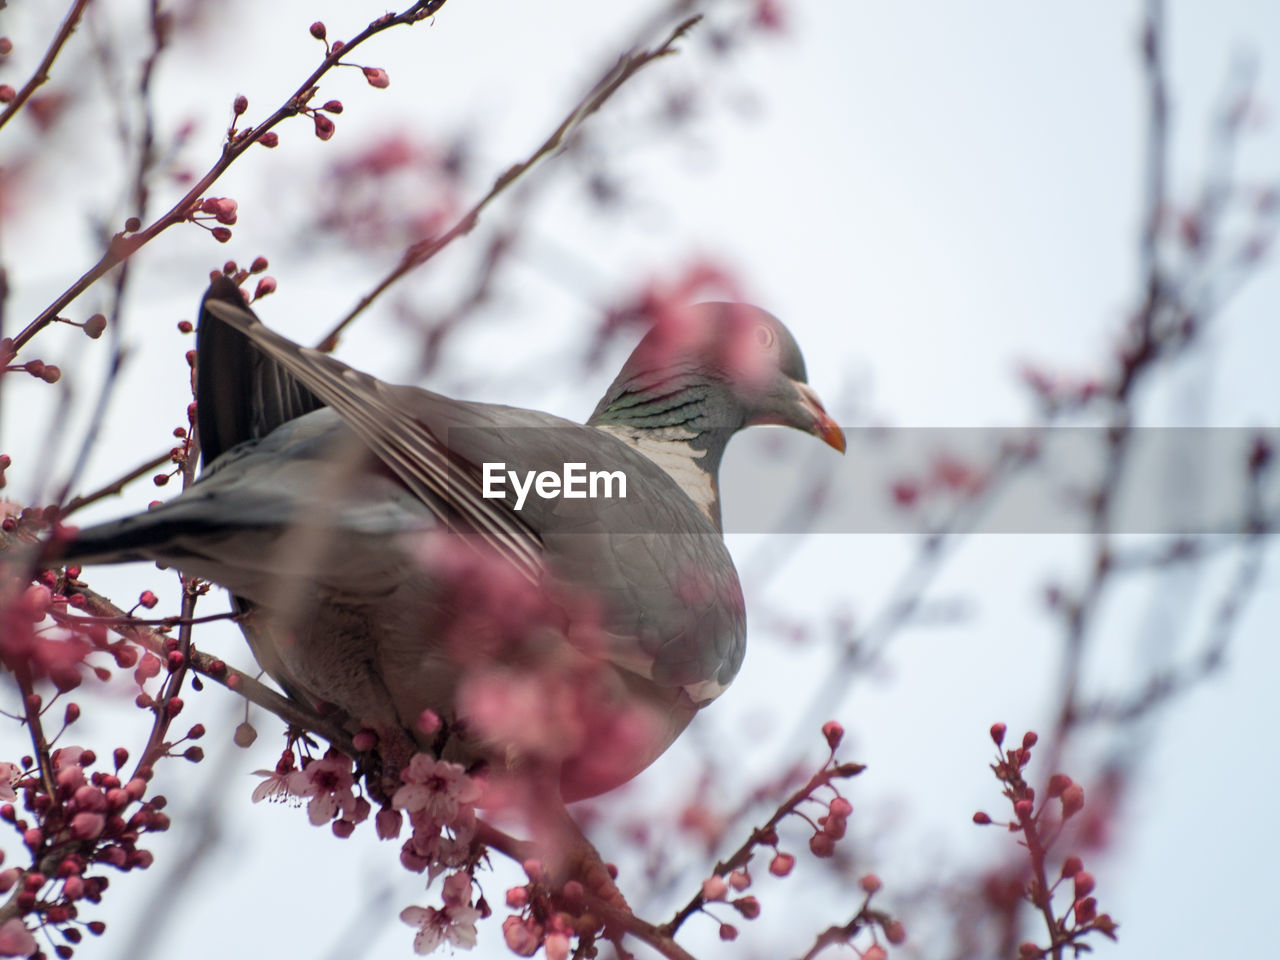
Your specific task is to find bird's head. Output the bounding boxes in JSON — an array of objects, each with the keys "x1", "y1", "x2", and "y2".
[{"x1": 593, "y1": 301, "x2": 846, "y2": 454}]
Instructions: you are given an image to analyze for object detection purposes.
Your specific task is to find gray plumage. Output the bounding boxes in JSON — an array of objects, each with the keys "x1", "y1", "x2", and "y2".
[{"x1": 64, "y1": 280, "x2": 844, "y2": 800}]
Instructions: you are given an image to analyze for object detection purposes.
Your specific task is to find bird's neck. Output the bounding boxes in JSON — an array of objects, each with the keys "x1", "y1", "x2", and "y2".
[{"x1": 588, "y1": 375, "x2": 737, "y2": 530}]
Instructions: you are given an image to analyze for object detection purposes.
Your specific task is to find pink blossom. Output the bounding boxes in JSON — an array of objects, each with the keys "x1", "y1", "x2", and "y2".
[
  {"x1": 54, "y1": 763, "x2": 85, "y2": 791},
  {"x1": 768, "y1": 852, "x2": 795, "y2": 877},
  {"x1": 392, "y1": 755, "x2": 481, "y2": 825},
  {"x1": 701, "y1": 876, "x2": 728, "y2": 901},
  {"x1": 71, "y1": 812, "x2": 105, "y2": 840},
  {"x1": 417, "y1": 709, "x2": 442, "y2": 736},
  {"x1": 400, "y1": 901, "x2": 480, "y2": 954},
  {"x1": 51, "y1": 745, "x2": 87, "y2": 769},
  {"x1": 0, "y1": 763, "x2": 20, "y2": 802},
  {"x1": 376, "y1": 807, "x2": 403, "y2": 839},
  {"x1": 0, "y1": 918, "x2": 36, "y2": 957},
  {"x1": 287, "y1": 753, "x2": 363, "y2": 826},
  {"x1": 457, "y1": 670, "x2": 586, "y2": 762},
  {"x1": 441, "y1": 871, "x2": 472, "y2": 907},
  {"x1": 502, "y1": 915, "x2": 542, "y2": 955},
  {"x1": 544, "y1": 932, "x2": 570, "y2": 960},
  {"x1": 399, "y1": 812, "x2": 475, "y2": 878},
  {"x1": 251, "y1": 768, "x2": 292, "y2": 803}
]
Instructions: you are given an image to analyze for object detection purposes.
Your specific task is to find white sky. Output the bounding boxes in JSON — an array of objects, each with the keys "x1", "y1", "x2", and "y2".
[{"x1": 2, "y1": 1, "x2": 1278, "y2": 958}]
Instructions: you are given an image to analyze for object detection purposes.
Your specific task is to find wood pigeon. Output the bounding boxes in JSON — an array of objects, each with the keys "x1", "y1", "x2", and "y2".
[{"x1": 61, "y1": 278, "x2": 845, "y2": 806}]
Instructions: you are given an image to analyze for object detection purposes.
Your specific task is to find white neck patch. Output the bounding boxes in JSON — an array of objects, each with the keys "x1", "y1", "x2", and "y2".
[{"x1": 595, "y1": 424, "x2": 719, "y2": 525}]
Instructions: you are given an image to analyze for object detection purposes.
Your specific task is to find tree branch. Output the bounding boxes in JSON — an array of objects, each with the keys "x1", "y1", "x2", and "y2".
[
  {"x1": 0, "y1": 0, "x2": 93, "y2": 133},
  {"x1": 9, "y1": 0, "x2": 451, "y2": 353},
  {"x1": 315, "y1": 14, "x2": 704, "y2": 350}
]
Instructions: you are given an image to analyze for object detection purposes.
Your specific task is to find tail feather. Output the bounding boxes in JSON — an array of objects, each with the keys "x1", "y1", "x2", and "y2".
[{"x1": 196, "y1": 277, "x2": 326, "y2": 467}]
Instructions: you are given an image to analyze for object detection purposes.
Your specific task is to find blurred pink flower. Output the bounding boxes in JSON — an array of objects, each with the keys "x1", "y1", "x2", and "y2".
[
  {"x1": 0, "y1": 918, "x2": 36, "y2": 957},
  {"x1": 251, "y1": 767, "x2": 292, "y2": 803},
  {"x1": 400, "y1": 900, "x2": 480, "y2": 954},
  {"x1": 0, "y1": 762, "x2": 20, "y2": 802},
  {"x1": 392, "y1": 755, "x2": 481, "y2": 825}
]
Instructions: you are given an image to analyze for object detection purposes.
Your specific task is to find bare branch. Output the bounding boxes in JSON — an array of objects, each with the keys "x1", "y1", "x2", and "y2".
[
  {"x1": 60, "y1": 449, "x2": 172, "y2": 516},
  {"x1": 0, "y1": 0, "x2": 93, "y2": 133},
  {"x1": 316, "y1": 14, "x2": 704, "y2": 351},
  {"x1": 9, "y1": 0, "x2": 451, "y2": 353}
]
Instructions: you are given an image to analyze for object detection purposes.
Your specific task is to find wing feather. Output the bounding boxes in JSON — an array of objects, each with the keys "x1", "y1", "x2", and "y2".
[{"x1": 202, "y1": 298, "x2": 544, "y2": 580}]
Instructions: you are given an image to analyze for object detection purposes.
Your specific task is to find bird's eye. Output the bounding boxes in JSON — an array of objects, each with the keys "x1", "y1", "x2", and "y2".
[{"x1": 754, "y1": 325, "x2": 775, "y2": 349}]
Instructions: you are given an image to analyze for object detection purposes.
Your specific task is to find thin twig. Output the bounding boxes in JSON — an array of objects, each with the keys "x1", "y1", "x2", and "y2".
[
  {"x1": 663, "y1": 757, "x2": 864, "y2": 935},
  {"x1": 316, "y1": 15, "x2": 704, "y2": 351},
  {"x1": 60, "y1": 449, "x2": 171, "y2": 515},
  {"x1": 13, "y1": 663, "x2": 57, "y2": 799},
  {"x1": 794, "y1": 905, "x2": 895, "y2": 960},
  {"x1": 9, "y1": 0, "x2": 450, "y2": 353},
  {"x1": 0, "y1": 0, "x2": 93, "y2": 133},
  {"x1": 74, "y1": 585, "x2": 354, "y2": 750}
]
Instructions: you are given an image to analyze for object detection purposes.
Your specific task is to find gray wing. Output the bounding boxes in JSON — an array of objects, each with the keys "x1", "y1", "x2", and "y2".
[
  {"x1": 435, "y1": 412, "x2": 747, "y2": 702},
  {"x1": 204, "y1": 297, "x2": 745, "y2": 701},
  {"x1": 202, "y1": 298, "x2": 543, "y2": 580},
  {"x1": 63, "y1": 409, "x2": 436, "y2": 596},
  {"x1": 196, "y1": 277, "x2": 326, "y2": 467}
]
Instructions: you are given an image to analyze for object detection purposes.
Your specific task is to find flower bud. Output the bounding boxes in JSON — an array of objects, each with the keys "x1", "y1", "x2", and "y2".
[
  {"x1": 1060, "y1": 783, "x2": 1085, "y2": 818},
  {"x1": 809, "y1": 833, "x2": 835, "y2": 858},
  {"x1": 84, "y1": 314, "x2": 107, "y2": 339},
  {"x1": 768, "y1": 852, "x2": 794, "y2": 877},
  {"x1": 701, "y1": 876, "x2": 727, "y2": 901}
]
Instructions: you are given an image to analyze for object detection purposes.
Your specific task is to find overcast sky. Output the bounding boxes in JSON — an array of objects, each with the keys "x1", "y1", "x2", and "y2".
[{"x1": 2, "y1": 2, "x2": 1278, "y2": 958}]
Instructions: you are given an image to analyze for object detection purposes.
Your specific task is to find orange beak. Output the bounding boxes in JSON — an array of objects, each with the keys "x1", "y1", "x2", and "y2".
[{"x1": 796, "y1": 383, "x2": 846, "y2": 454}]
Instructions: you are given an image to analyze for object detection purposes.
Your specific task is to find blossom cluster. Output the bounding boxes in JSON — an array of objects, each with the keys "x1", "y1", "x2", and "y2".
[
  {"x1": 0, "y1": 743, "x2": 171, "y2": 957},
  {"x1": 973, "y1": 724, "x2": 1119, "y2": 957},
  {"x1": 670, "y1": 722, "x2": 904, "y2": 956},
  {"x1": 254, "y1": 748, "x2": 487, "y2": 956}
]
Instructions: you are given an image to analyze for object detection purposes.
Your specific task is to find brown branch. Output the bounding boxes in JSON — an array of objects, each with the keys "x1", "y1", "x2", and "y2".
[
  {"x1": 794, "y1": 905, "x2": 895, "y2": 960},
  {"x1": 1137, "y1": 0, "x2": 1168, "y2": 285},
  {"x1": 13, "y1": 663, "x2": 57, "y2": 799},
  {"x1": 1020, "y1": 814, "x2": 1066, "y2": 960},
  {"x1": 131, "y1": 580, "x2": 196, "y2": 774},
  {"x1": 593, "y1": 899, "x2": 701, "y2": 960},
  {"x1": 0, "y1": 0, "x2": 93, "y2": 133},
  {"x1": 8, "y1": 0, "x2": 450, "y2": 354},
  {"x1": 783, "y1": 441, "x2": 1031, "y2": 753},
  {"x1": 50, "y1": 0, "x2": 171, "y2": 509},
  {"x1": 74, "y1": 585, "x2": 354, "y2": 751},
  {"x1": 1076, "y1": 516, "x2": 1268, "y2": 726},
  {"x1": 473, "y1": 816, "x2": 702, "y2": 960},
  {"x1": 316, "y1": 14, "x2": 704, "y2": 351},
  {"x1": 663, "y1": 757, "x2": 865, "y2": 935},
  {"x1": 50, "y1": 607, "x2": 241, "y2": 629},
  {"x1": 60, "y1": 449, "x2": 172, "y2": 516}
]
